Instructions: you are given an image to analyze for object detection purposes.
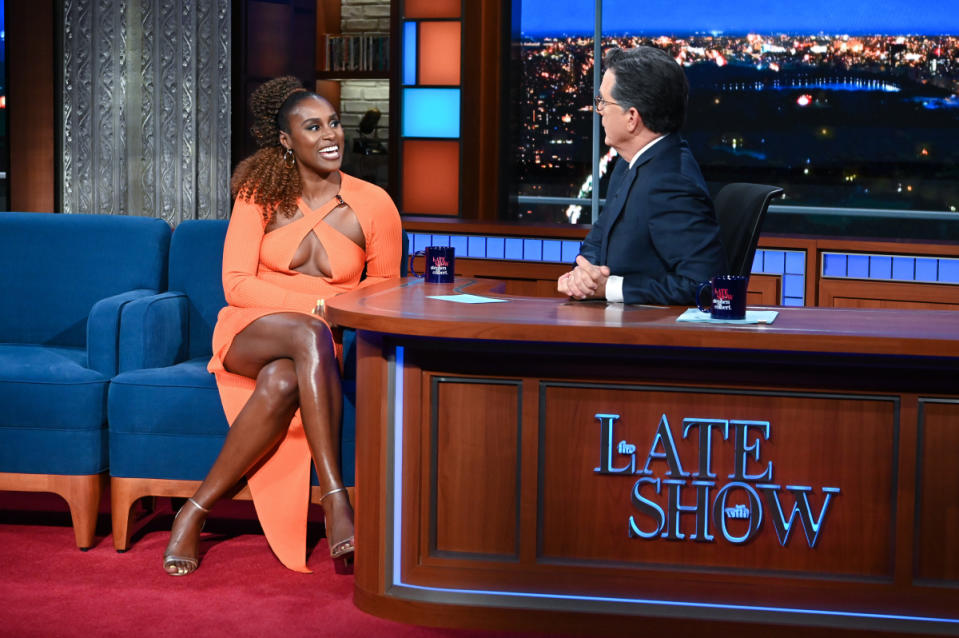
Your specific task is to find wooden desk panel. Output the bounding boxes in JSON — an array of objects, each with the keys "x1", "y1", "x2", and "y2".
[
  {"x1": 431, "y1": 378, "x2": 521, "y2": 558},
  {"x1": 820, "y1": 279, "x2": 959, "y2": 310},
  {"x1": 537, "y1": 385, "x2": 896, "y2": 579},
  {"x1": 328, "y1": 278, "x2": 959, "y2": 636},
  {"x1": 915, "y1": 398, "x2": 959, "y2": 585}
]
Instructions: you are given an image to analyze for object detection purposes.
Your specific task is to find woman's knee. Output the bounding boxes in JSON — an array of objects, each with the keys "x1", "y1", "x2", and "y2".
[
  {"x1": 254, "y1": 359, "x2": 299, "y2": 410},
  {"x1": 290, "y1": 315, "x2": 336, "y2": 359}
]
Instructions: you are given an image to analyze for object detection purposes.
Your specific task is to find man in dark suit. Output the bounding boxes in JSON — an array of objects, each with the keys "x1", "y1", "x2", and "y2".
[{"x1": 558, "y1": 46, "x2": 727, "y2": 304}]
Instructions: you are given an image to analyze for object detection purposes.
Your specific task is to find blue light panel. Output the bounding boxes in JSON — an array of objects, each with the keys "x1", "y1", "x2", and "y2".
[
  {"x1": 411, "y1": 233, "x2": 429, "y2": 253},
  {"x1": 467, "y1": 236, "x2": 486, "y2": 258},
  {"x1": 822, "y1": 253, "x2": 847, "y2": 277},
  {"x1": 940, "y1": 258, "x2": 959, "y2": 283},
  {"x1": 891, "y1": 257, "x2": 915, "y2": 281},
  {"x1": 915, "y1": 257, "x2": 938, "y2": 281},
  {"x1": 785, "y1": 251, "x2": 805, "y2": 275},
  {"x1": 562, "y1": 241, "x2": 581, "y2": 264},
  {"x1": 523, "y1": 239, "x2": 543, "y2": 261},
  {"x1": 542, "y1": 240, "x2": 562, "y2": 262},
  {"x1": 487, "y1": 237, "x2": 505, "y2": 259},
  {"x1": 505, "y1": 238, "x2": 524, "y2": 260},
  {"x1": 752, "y1": 249, "x2": 807, "y2": 305},
  {"x1": 762, "y1": 250, "x2": 785, "y2": 274},
  {"x1": 847, "y1": 255, "x2": 869, "y2": 278},
  {"x1": 402, "y1": 21, "x2": 417, "y2": 86},
  {"x1": 783, "y1": 274, "x2": 804, "y2": 298},
  {"x1": 450, "y1": 235, "x2": 468, "y2": 256},
  {"x1": 402, "y1": 88, "x2": 461, "y2": 138},
  {"x1": 822, "y1": 251, "x2": 959, "y2": 285},
  {"x1": 869, "y1": 256, "x2": 892, "y2": 279}
]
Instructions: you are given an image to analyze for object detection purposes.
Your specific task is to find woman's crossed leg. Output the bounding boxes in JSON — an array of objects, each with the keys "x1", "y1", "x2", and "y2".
[{"x1": 163, "y1": 312, "x2": 352, "y2": 575}]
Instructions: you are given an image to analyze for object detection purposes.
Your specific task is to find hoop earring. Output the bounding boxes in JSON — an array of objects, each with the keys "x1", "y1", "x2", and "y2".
[{"x1": 283, "y1": 147, "x2": 295, "y2": 168}]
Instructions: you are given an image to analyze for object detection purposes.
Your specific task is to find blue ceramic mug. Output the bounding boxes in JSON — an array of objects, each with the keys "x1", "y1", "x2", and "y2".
[
  {"x1": 697, "y1": 275, "x2": 748, "y2": 320},
  {"x1": 409, "y1": 246, "x2": 455, "y2": 284}
]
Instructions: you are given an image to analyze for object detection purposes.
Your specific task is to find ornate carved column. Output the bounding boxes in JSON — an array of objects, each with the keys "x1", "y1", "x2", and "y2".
[{"x1": 62, "y1": 0, "x2": 231, "y2": 223}]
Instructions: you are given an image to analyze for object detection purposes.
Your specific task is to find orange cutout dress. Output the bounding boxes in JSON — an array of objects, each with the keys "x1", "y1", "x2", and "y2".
[{"x1": 207, "y1": 172, "x2": 402, "y2": 572}]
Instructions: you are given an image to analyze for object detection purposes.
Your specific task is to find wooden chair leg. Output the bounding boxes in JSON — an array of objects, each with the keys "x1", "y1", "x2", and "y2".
[
  {"x1": 109, "y1": 477, "x2": 204, "y2": 551},
  {"x1": 110, "y1": 477, "x2": 142, "y2": 552},
  {"x1": 63, "y1": 474, "x2": 107, "y2": 550},
  {"x1": 0, "y1": 472, "x2": 106, "y2": 550}
]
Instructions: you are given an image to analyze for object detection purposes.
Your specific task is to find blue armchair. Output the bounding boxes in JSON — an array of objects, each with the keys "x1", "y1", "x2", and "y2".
[
  {"x1": 107, "y1": 219, "x2": 407, "y2": 550},
  {"x1": 0, "y1": 212, "x2": 171, "y2": 549}
]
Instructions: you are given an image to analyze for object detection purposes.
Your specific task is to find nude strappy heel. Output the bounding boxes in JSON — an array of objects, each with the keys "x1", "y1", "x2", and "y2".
[
  {"x1": 320, "y1": 487, "x2": 354, "y2": 574},
  {"x1": 163, "y1": 497, "x2": 209, "y2": 576}
]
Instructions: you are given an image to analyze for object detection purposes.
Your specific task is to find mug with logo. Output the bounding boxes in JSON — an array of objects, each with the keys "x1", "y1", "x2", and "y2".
[
  {"x1": 697, "y1": 275, "x2": 748, "y2": 320},
  {"x1": 409, "y1": 246, "x2": 455, "y2": 284}
]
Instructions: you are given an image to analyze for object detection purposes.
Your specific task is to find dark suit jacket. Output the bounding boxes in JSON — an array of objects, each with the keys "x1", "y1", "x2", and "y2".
[{"x1": 580, "y1": 133, "x2": 727, "y2": 305}]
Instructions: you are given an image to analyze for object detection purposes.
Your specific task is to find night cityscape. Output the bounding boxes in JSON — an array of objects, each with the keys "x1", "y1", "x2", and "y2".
[{"x1": 507, "y1": 1, "x2": 959, "y2": 223}]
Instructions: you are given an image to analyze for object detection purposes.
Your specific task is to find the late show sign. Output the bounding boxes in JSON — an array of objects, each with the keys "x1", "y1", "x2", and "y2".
[{"x1": 594, "y1": 413, "x2": 840, "y2": 547}]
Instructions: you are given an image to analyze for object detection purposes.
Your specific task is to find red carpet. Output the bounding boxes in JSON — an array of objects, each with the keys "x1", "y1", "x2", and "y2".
[{"x1": 0, "y1": 492, "x2": 548, "y2": 638}]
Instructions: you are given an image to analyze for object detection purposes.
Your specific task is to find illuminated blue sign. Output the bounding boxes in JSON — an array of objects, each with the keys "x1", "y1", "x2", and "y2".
[{"x1": 594, "y1": 413, "x2": 840, "y2": 547}]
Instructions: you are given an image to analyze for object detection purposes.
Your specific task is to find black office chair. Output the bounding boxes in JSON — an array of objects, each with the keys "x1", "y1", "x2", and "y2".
[{"x1": 713, "y1": 183, "x2": 784, "y2": 277}]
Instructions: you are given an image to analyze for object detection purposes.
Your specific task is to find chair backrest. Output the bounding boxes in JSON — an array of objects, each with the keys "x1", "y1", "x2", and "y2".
[
  {"x1": 0, "y1": 212, "x2": 170, "y2": 347},
  {"x1": 713, "y1": 183, "x2": 784, "y2": 277},
  {"x1": 400, "y1": 231, "x2": 409, "y2": 277},
  {"x1": 168, "y1": 220, "x2": 229, "y2": 359}
]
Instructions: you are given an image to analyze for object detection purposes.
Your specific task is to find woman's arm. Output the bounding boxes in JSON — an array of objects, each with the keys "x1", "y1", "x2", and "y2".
[
  {"x1": 357, "y1": 190, "x2": 403, "y2": 288},
  {"x1": 221, "y1": 198, "x2": 319, "y2": 310}
]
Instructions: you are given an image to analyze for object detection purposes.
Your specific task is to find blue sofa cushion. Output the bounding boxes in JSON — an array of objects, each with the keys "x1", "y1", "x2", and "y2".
[
  {"x1": 108, "y1": 358, "x2": 228, "y2": 480},
  {"x1": 0, "y1": 344, "x2": 108, "y2": 430},
  {"x1": 109, "y1": 357, "x2": 356, "y2": 485},
  {"x1": 0, "y1": 344, "x2": 109, "y2": 474}
]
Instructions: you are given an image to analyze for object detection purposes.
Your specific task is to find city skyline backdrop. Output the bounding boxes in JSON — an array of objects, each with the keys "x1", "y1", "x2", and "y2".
[{"x1": 520, "y1": 0, "x2": 959, "y2": 36}]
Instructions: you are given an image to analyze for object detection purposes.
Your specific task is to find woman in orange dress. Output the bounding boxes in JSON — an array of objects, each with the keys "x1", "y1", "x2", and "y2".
[{"x1": 162, "y1": 76, "x2": 402, "y2": 575}]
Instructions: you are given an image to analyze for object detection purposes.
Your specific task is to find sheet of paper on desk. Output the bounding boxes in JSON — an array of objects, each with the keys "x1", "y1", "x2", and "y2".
[
  {"x1": 676, "y1": 309, "x2": 779, "y2": 324},
  {"x1": 426, "y1": 294, "x2": 509, "y2": 304}
]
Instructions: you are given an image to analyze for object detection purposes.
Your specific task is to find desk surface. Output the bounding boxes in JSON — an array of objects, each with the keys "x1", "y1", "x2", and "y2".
[{"x1": 325, "y1": 277, "x2": 959, "y2": 359}]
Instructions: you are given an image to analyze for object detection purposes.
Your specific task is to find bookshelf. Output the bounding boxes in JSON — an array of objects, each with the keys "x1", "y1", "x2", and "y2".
[
  {"x1": 314, "y1": 0, "x2": 392, "y2": 190},
  {"x1": 316, "y1": 70, "x2": 390, "y2": 80},
  {"x1": 316, "y1": 0, "x2": 390, "y2": 78}
]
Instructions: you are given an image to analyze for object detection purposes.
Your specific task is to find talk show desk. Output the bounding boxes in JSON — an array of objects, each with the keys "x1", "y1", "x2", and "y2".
[{"x1": 324, "y1": 278, "x2": 959, "y2": 637}]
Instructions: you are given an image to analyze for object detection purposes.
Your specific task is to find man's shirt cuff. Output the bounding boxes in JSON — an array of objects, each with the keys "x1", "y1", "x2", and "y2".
[{"x1": 606, "y1": 275, "x2": 624, "y2": 302}]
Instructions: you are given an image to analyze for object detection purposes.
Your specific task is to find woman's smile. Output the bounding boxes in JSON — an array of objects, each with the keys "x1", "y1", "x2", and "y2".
[{"x1": 318, "y1": 144, "x2": 341, "y2": 160}]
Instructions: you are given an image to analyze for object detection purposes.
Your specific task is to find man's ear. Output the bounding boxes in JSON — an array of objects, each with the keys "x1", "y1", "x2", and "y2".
[{"x1": 626, "y1": 107, "x2": 643, "y2": 134}]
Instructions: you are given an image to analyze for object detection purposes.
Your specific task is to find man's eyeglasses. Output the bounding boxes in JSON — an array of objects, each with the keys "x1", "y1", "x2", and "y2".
[{"x1": 593, "y1": 95, "x2": 620, "y2": 111}]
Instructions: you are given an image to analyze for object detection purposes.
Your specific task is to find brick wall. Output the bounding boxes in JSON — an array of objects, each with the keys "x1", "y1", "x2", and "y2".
[
  {"x1": 339, "y1": 0, "x2": 390, "y2": 174},
  {"x1": 340, "y1": 0, "x2": 390, "y2": 32}
]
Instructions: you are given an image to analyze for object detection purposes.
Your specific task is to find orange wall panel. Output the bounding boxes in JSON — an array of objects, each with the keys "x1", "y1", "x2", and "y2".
[
  {"x1": 402, "y1": 140, "x2": 460, "y2": 215},
  {"x1": 405, "y1": 0, "x2": 461, "y2": 19},
  {"x1": 418, "y1": 22, "x2": 461, "y2": 85}
]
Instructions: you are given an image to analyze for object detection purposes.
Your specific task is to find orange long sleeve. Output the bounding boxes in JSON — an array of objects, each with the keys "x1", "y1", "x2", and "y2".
[
  {"x1": 355, "y1": 184, "x2": 403, "y2": 288},
  {"x1": 222, "y1": 180, "x2": 403, "y2": 308},
  {"x1": 221, "y1": 198, "x2": 319, "y2": 312}
]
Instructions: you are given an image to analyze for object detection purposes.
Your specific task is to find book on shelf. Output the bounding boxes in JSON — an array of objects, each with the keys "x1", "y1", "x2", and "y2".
[{"x1": 324, "y1": 33, "x2": 390, "y2": 73}]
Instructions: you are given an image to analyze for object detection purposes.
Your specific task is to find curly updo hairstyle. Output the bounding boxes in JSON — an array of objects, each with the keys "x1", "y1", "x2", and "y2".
[{"x1": 231, "y1": 76, "x2": 325, "y2": 223}]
